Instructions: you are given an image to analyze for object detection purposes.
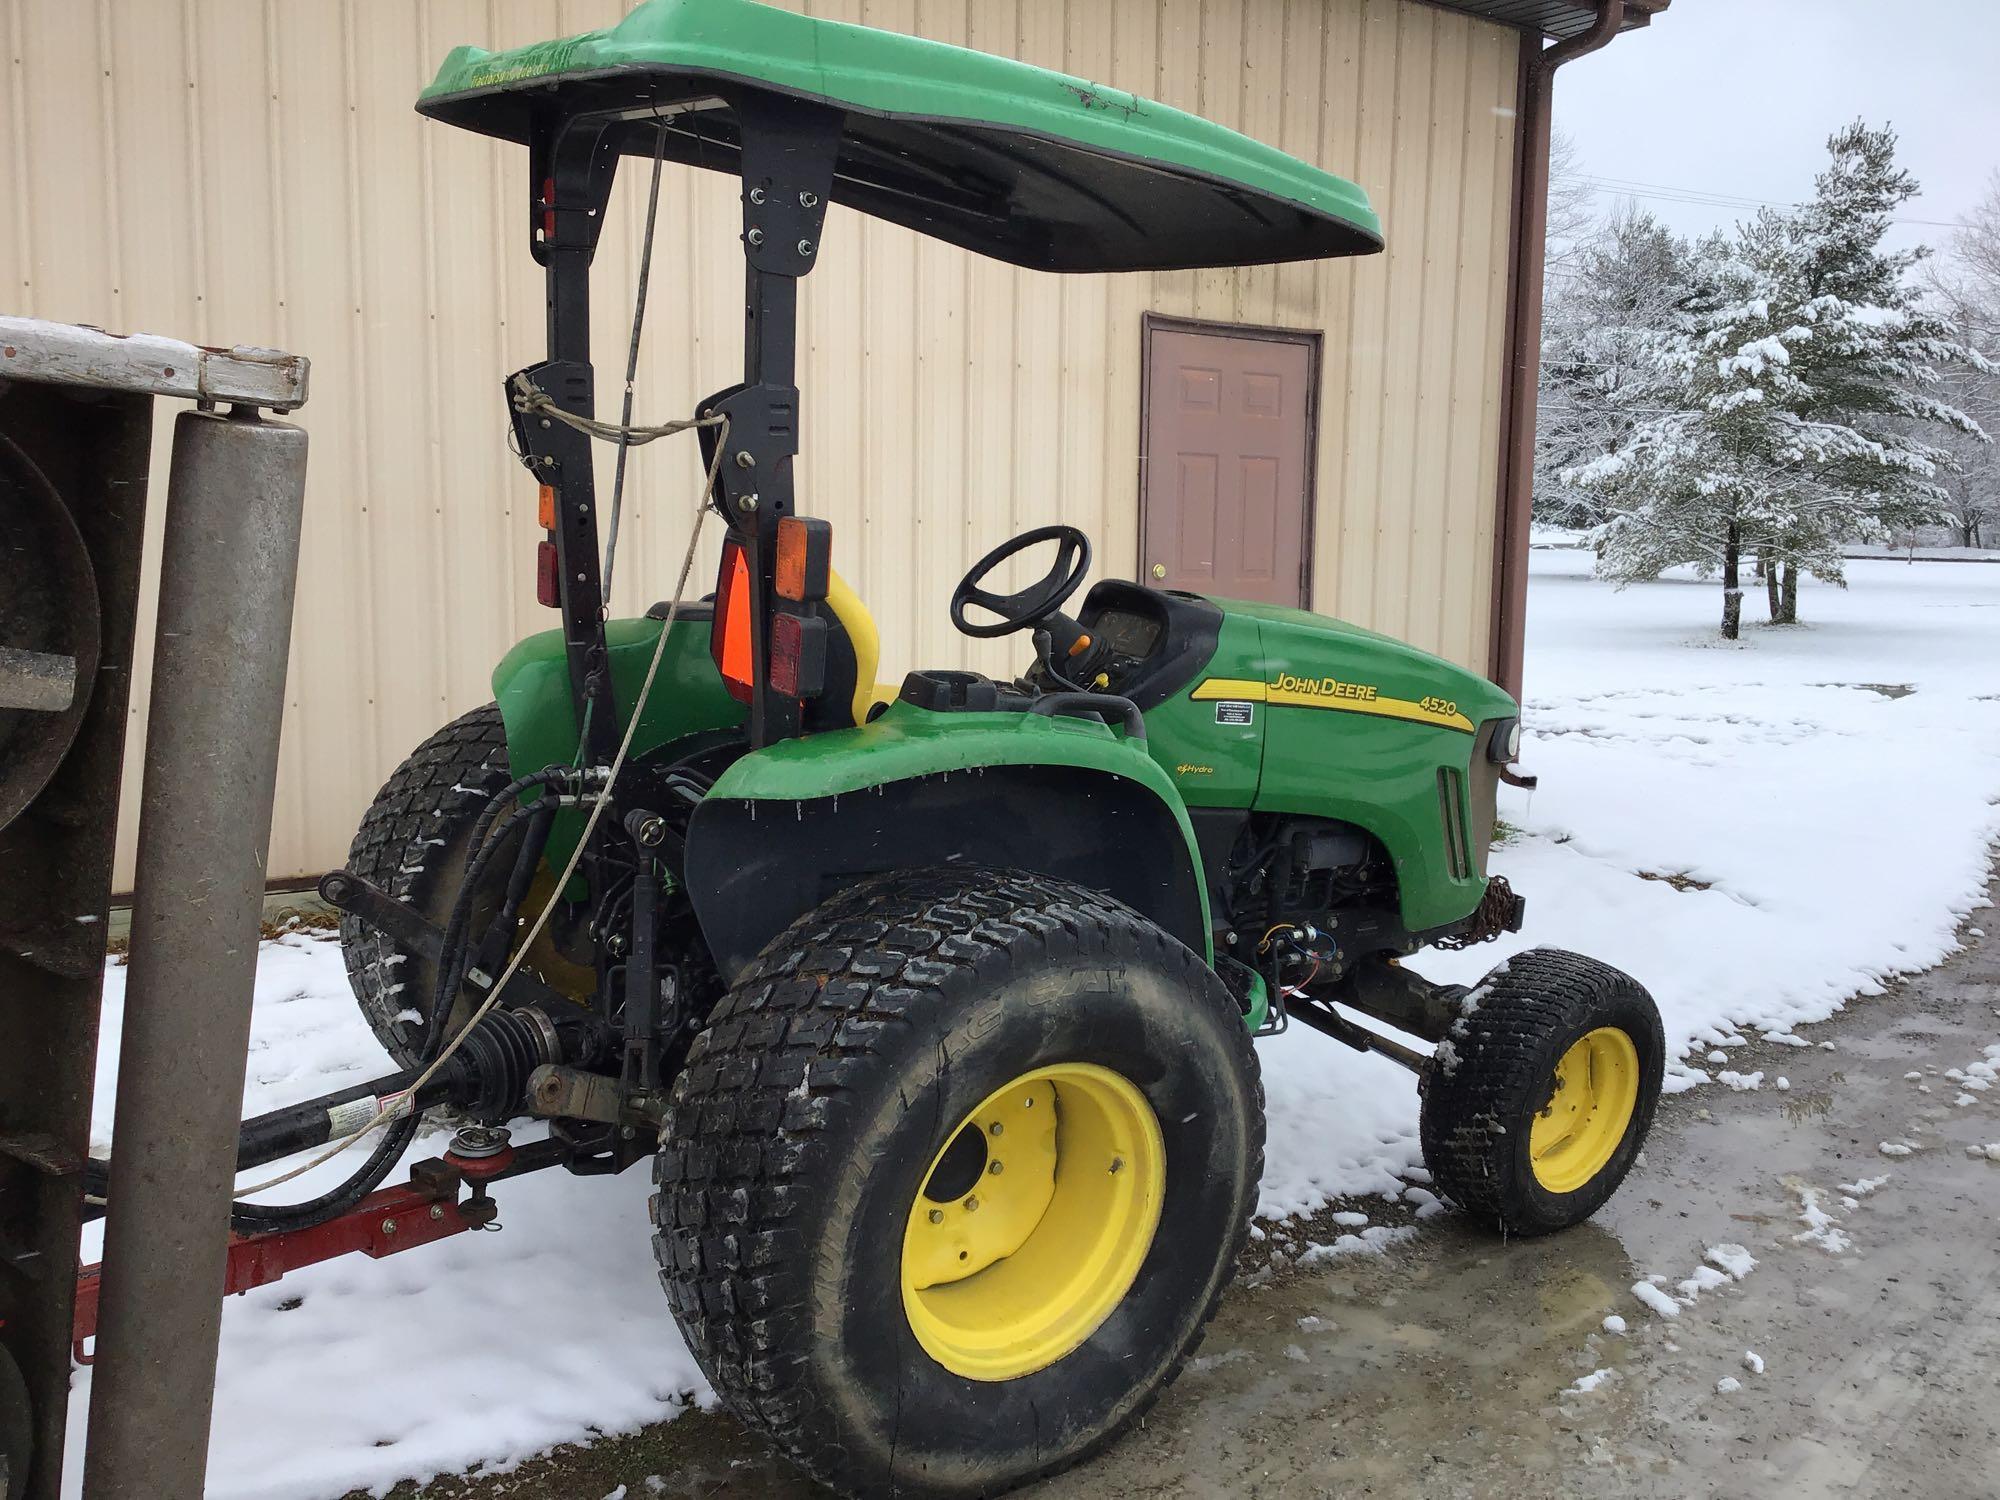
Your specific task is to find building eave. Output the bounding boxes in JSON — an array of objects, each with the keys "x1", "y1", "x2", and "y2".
[{"x1": 1421, "y1": 0, "x2": 1665, "y2": 43}]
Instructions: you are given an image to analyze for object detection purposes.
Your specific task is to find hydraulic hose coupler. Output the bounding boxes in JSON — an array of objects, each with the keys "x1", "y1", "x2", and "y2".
[{"x1": 547, "y1": 762, "x2": 614, "y2": 807}]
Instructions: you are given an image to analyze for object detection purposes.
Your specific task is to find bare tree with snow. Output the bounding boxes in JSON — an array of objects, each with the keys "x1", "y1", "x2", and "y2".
[
  {"x1": 1924, "y1": 174, "x2": 2000, "y2": 548},
  {"x1": 1535, "y1": 205, "x2": 1694, "y2": 529},
  {"x1": 1544, "y1": 129, "x2": 1599, "y2": 276}
]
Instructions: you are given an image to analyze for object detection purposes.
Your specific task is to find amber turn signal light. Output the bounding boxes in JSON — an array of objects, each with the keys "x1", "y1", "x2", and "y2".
[{"x1": 774, "y1": 516, "x2": 832, "y2": 602}]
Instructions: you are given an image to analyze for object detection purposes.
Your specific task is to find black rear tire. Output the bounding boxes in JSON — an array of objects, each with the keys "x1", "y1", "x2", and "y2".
[
  {"x1": 337, "y1": 704, "x2": 516, "y2": 1068},
  {"x1": 652, "y1": 867, "x2": 1263, "y2": 1499},
  {"x1": 1420, "y1": 947, "x2": 1663, "y2": 1236}
]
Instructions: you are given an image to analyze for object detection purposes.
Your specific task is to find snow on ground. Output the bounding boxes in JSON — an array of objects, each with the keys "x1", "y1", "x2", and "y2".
[
  {"x1": 1843, "y1": 544, "x2": 2000, "y2": 563},
  {"x1": 70, "y1": 950, "x2": 703, "y2": 1500},
  {"x1": 69, "y1": 553, "x2": 2000, "y2": 1497}
]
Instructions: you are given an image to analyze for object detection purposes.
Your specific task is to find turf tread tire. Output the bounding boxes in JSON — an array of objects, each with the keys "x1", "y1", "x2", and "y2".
[
  {"x1": 338, "y1": 703, "x2": 512, "y2": 1068},
  {"x1": 1419, "y1": 947, "x2": 1663, "y2": 1237},
  {"x1": 651, "y1": 866, "x2": 1263, "y2": 1499}
]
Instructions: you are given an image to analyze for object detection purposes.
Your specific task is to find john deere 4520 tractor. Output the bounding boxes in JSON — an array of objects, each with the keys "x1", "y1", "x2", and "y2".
[{"x1": 316, "y1": 1, "x2": 1666, "y2": 1492}]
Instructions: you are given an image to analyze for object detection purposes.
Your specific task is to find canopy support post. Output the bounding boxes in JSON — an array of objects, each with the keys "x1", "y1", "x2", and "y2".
[
  {"x1": 701, "y1": 95, "x2": 841, "y2": 748},
  {"x1": 516, "y1": 115, "x2": 622, "y2": 767}
]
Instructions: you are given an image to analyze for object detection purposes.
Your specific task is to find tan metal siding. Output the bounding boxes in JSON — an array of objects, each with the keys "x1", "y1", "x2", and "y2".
[{"x1": 1, "y1": 0, "x2": 1519, "y2": 886}]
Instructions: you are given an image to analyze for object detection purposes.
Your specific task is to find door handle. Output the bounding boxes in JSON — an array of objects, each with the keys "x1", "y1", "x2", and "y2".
[{"x1": 1150, "y1": 563, "x2": 1167, "y2": 580}]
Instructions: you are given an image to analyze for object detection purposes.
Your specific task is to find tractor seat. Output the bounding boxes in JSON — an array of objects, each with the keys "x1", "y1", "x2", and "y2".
[
  {"x1": 653, "y1": 566, "x2": 893, "y2": 731},
  {"x1": 810, "y1": 568, "x2": 899, "y2": 731}
]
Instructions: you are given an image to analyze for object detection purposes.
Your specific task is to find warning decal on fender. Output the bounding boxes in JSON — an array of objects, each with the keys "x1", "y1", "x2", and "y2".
[{"x1": 1214, "y1": 701, "x2": 1255, "y2": 726}]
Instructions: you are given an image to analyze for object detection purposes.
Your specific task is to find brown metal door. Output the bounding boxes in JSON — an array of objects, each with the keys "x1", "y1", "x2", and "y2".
[{"x1": 1140, "y1": 320, "x2": 1317, "y2": 607}]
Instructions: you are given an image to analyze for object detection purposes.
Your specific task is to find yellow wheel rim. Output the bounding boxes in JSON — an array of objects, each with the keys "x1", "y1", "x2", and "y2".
[
  {"x1": 1530, "y1": 1027, "x2": 1640, "y2": 1194},
  {"x1": 900, "y1": 1063, "x2": 1165, "y2": 1382}
]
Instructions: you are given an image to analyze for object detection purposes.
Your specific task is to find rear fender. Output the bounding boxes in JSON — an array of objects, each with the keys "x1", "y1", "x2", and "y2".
[
  {"x1": 492, "y1": 611, "x2": 745, "y2": 869},
  {"x1": 683, "y1": 702, "x2": 1211, "y2": 981}
]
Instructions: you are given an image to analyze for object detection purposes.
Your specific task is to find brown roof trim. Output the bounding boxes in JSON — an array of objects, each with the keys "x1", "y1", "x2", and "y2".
[
  {"x1": 1419, "y1": 0, "x2": 1665, "y2": 42},
  {"x1": 1488, "y1": 1, "x2": 1651, "y2": 696}
]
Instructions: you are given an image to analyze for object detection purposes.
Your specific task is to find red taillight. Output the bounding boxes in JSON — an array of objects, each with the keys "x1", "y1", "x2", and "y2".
[
  {"x1": 711, "y1": 541, "x2": 755, "y2": 703},
  {"x1": 536, "y1": 540, "x2": 559, "y2": 608},
  {"x1": 540, "y1": 175, "x2": 557, "y2": 241},
  {"x1": 769, "y1": 609, "x2": 827, "y2": 699}
]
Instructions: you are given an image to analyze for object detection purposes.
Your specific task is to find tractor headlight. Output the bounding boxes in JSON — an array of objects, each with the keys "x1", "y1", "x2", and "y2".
[{"x1": 1488, "y1": 717, "x2": 1522, "y2": 764}]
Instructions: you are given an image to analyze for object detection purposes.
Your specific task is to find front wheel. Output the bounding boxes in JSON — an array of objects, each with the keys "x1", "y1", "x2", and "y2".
[
  {"x1": 652, "y1": 868, "x2": 1263, "y2": 1498},
  {"x1": 1420, "y1": 948, "x2": 1663, "y2": 1236}
]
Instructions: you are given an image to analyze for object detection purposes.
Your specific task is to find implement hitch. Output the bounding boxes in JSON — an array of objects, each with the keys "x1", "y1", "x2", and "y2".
[
  {"x1": 72, "y1": 1134, "x2": 561, "y2": 1365},
  {"x1": 70, "y1": 856, "x2": 623, "y2": 1372}
]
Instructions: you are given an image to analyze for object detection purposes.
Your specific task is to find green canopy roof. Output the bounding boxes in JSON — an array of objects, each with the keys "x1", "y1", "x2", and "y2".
[{"x1": 418, "y1": 0, "x2": 1382, "y2": 274}]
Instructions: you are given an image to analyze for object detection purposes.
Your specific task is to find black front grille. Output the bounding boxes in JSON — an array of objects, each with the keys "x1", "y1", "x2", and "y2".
[{"x1": 1437, "y1": 767, "x2": 1472, "y2": 881}]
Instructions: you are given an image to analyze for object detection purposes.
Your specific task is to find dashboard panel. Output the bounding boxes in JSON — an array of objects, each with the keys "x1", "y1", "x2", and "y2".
[
  {"x1": 1070, "y1": 581, "x2": 1223, "y2": 709},
  {"x1": 1091, "y1": 608, "x2": 1162, "y2": 659}
]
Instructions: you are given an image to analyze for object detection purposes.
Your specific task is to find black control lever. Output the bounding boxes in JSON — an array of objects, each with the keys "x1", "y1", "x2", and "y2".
[
  {"x1": 318, "y1": 868, "x2": 574, "y2": 1014},
  {"x1": 1029, "y1": 691, "x2": 1146, "y2": 740}
]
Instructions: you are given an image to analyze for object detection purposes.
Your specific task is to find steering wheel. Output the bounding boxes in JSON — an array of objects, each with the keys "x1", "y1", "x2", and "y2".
[{"x1": 950, "y1": 524, "x2": 1092, "y2": 639}]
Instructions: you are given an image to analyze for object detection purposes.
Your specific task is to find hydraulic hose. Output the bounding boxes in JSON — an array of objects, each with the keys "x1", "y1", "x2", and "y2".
[
  {"x1": 210, "y1": 388, "x2": 728, "y2": 1232},
  {"x1": 183, "y1": 144, "x2": 725, "y2": 1239},
  {"x1": 226, "y1": 1107, "x2": 426, "y2": 1233},
  {"x1": 427, "y1": 798, "x2": 559, "y2": 1052},
  {"x1": 225, "y1": 794, "x2": 558, "y2": 1232}
]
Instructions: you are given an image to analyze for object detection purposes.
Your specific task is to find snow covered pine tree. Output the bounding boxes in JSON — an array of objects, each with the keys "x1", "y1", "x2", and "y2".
[{"x1": 1572, "y1": 122, "x2": 1991, "y2": 638}]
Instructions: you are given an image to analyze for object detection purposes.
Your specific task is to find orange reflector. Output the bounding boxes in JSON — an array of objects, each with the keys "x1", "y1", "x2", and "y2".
[
  {"x1": 774, "y1": 516, "x2": 831, "y2": 602},
  {"x1": 537, "y1": 484, "x2": 555, "y2": 531},
  {"x1": 711, "y1": 541, "x2": 755, "y2": 703},
  {"x1": 536, "y1": 540, "x2": 559, "y2": 608}
]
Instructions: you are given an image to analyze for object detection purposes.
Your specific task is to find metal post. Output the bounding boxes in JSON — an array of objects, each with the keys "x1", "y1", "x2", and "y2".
[{"x1": 81, "y1": 408, "x2": 307, "y2": 1500}]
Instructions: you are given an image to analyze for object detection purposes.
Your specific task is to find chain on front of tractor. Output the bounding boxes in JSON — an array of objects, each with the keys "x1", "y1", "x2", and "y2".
[{"x1": 1433, "y1": 875, "x2": 1527, "y2": 951}]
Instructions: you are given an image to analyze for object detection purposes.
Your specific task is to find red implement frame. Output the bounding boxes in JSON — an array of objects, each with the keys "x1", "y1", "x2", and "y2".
[{"x1": 71, "y1": 1146, "x2": 519, "y2": 1364}]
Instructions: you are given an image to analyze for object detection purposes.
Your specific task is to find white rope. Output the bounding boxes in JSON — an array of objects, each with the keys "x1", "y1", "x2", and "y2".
[{"x1": 234, "y1": 411, "x2": 729, "y2": 1197}]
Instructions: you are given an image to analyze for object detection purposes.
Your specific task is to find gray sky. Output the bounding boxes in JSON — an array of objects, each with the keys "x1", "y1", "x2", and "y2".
[{"x1": 1553, "y1": 0, "x2": 2000, "y2": 257}]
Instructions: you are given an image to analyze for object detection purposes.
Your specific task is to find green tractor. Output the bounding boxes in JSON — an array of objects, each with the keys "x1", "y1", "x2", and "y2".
[{"x1": 325, "y1": 0, "x2": 1665, "y2": 1492}]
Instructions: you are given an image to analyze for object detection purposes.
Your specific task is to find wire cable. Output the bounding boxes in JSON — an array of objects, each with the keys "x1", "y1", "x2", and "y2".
[
  {"x1": 601, "y1": 121, "x2": 670, "y2": 606},
  {"x1": 230, "y1": 135, "x2": 730, "y2": 1209},
  {"x1": 230, "y1": 416, "x2": 727, "y2": 1202},
  {"x1": 230, "y1": 799, "x2": 550, "y2": 1229}
]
